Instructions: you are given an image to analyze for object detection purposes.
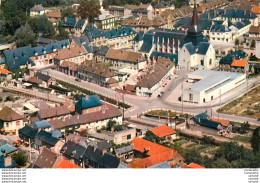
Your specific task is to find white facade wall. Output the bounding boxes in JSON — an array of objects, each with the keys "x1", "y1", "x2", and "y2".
[{"x1": 183, "y1": 72, "x2": 246, "y2": 103}]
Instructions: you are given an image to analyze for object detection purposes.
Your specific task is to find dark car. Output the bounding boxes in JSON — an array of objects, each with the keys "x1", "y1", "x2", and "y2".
[
  {"x1": 157, "y1": 92, "x2": 164, "y2": 97},
  {"x1": 75, "y1": 78, "x2": 81, "y2": 82}
]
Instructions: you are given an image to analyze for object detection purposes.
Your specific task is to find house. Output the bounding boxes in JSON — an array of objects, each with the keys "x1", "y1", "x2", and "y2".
[
  {"x1": 26, "y1": 76, "x2": 46, "y2": 87},
  {"x1": 77, "y1": 61, "x2": 119, "y2": 88},
  {"x1": 30, "y1": 5, "x2": 47, "y2": 17},
  {"x1": 0, "y1": 68, "x2": 11, "y2": 82},
  {"x1": 32, "y1": 120, "x2": 51, "y2": 131},
  {"x1": 0, "y1": 156, "x2": 17, "y2": 168},
  {"x1": 52, "y1": 156, "x2": 81, "y2": 168},
  {"x1": 113, "y1": 128, "x2": 136, "y2": 144},
  {"x1": 83, "y1": 145, "x2": 120, "y2": 168},
  {"x1": 48, "y1": 104, "x2": 122, "y2": 133},
  {"x1": 136, "y1": 57, "x2": 175, "y2": 97},
  {"x1": 114, "y1": 144, "x2": 134, "y2": 162},
  {"x1": 34, "y1": 130, "x2": 62, "y2": 149},
  {"x1": 153, "y1": 1, "x2": 175, "y2": 15},
  {"x1": 32, "y1": 147, "x2": 57, "y2": 168},
  {"x1": 35, "y1": 72, "x2": 56, "y2": 86},
  {"x1": 61, "y1": 140, "x2": 86, "y2": 167},
  {"x1": 0, "y1": 106, "x2": 25, "y2": 135},
  {"x1": 150, "y1": 125, "x2": 176, "y2": 140},
  {"x1": 105, "y1": 49, "x2": 146, "y2": 73},
  {"x1": 62, "y1": 17, "x2": 89, "y2": 37},
  {"x1": 86, "y1": 26, "x2": 136, "y2": 48},
  {"x1": 191, "y1": 113, "x2": 232, "y2": 136},
  {"x1": 58, "y1": 61, "x2": 78, "y2": 77},
  {"x1": 182, "y1": 162, "x2": 205, "y2": 168},
  {"x1": 248, "y1": 25, "x2": 260, "y2": 38},
  {"x1": 47, "y1": 11, "x2": 62, "y2": 26},
  {"x1": 127, "y1": 137, "x2": 184, "y2": 168},
  {"x1": 37, "y1": 105, "x2": 70, "y2": 120},
  {"x1": 93, "y1": 46, "x2": 109, "y2": 62},
  {"x1": 75, "y1": 95, "x2": 103, "y2": 114},
  {"x1": 219, "y1": 50, "x2": 248, "y2": 71},
  {"x1": 231, "y1": 59, "x2": 249, "y2": 72},
  {"x1": 197, "y1": 0, "x2": 230, "y2": 13},
  {"x1": 18, "y1": 125, "x2": 37, "y2": 144},
  {"x1": 0, "y1": 144, "x2": 17, "y2": 156},
  {"x1": 182, "y1": 70, "x2": 246, "y2": 104},
  {"x1": 54, "y1": 45, "x2": 89, "y2": 67}
]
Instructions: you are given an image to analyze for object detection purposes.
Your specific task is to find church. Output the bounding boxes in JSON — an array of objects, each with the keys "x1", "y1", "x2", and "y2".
[
  {"x1": 135, "y1": 0, "x2": 217, "y2": 70},
  {"x1": 178, "y1": 0, "x2": 217, "y2": 70}
]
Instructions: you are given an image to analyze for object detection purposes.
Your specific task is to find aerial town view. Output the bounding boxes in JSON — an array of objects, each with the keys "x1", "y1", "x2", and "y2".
[{"x1": 0, "y1": 0, "x2": 259, "y2": 181}]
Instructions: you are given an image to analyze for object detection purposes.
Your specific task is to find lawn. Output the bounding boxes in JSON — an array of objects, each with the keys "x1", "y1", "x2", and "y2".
[{"x1": 217, "y1": 85, "x2": 260, "y2": 119}]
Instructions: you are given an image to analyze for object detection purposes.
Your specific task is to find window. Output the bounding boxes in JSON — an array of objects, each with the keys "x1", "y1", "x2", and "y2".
[
  {"x1": 209, "y1": 59, "x2": 212, "y2": 65},
  {"x1": 203, "y1": 98, "x2": 205, "y2": 103},
  {"x1": 211, "y1": 96, "x2": 213, "y2": 100},
  {"x1": 16, "y1": 121, "x2": 20, "y2": 126},
  {"x1": 201, "y1": 60, "x2": 204, "y2": 66},
  {"x1": 189, "y1": 93, "x2": 193, "y2": 101},
  {"x1": 6, "y1": 123, "x2": 9, "y2": 127},
  {"x1": 122, "y1": 135, "x2": 127, "y2": 142},
  {"x1": 127, "y1": 134, "x2": 131, "y2": 140}
]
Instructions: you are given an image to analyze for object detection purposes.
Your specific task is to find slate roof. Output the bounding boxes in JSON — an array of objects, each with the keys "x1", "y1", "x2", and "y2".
[
  {"x1": 115, "y1": 144, "x2": 134, "y2": 154},
  {"x1": 96, "y1": 46, "x2": 109, "y2": 56},
  {"x1": 150, "y1": 52, "x2": 178, "y2": 63},
  {"x1": 33, "y1": 148, "x2": 57, "y2": 168},
  {"x1": 0, "y1": 106, "x2": 23, "y2": 122},
  {"x1": 73, "y1": 36, "x2": 89, "y2": 45},
  {"x1": 0, "y1": 144, "x2": 17, "y2": 156},
  {"x1": 51, "y1": 130, "x2": 62, "y2": 138},
  {"x1": 221, "y1": 9, "x2": 257, "y2": 19},
  {"x1": 75, "y1": 95, "x2": 102, "y2": 110},
  {"x1": 219, "y1": 50, "x2": 248, "y2": 64},
  {"x1": 96, "y1": 141, "x2": 112, "y2": 151},
  {"x1": 197, "y1": 42, "x2": 210, "y2": 55},
  {"x1": 62, "y1": 17, "x2": 86, "y2": 29},
  {"x1": 83, "y1": 145, "x2": 120, "y2": 168},
  {"x1": 61, "y1": 140, "x2": 86, "y2": 161},
  {"x1": 35, "y1": 72, "x2": 52, "y2": 82},
  {"x1": 18, "y1": 125, "x2": 37, "y2": 139},
  {"x1": 210, "y1": 23, "x2": 230, "y2": 32},
  {"x1": 35, "y1": 130, "x2": 59, "y2": 146},
  {"x1": 231, "y1": 19, "x2": 251, "y2": 30},
  {"x1": 192, "y1": 113, "x2": 220, "y2": 129},
  {"x1": 32, "y1": 120, "x2": 51, "y2": 129},
  {"x1": 184, "y1": 42, "x2": 196, "y2": 55},
  {"x1": 0, "y1": 156, "x2": 17, "y2": 168}
]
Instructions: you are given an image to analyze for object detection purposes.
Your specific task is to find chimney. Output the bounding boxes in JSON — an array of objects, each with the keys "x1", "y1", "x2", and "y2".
[
  {"x1": 4, "y1": 156, "x2": 12, "y2": 167},
  {"x1": 77, "y1": 115, "x2": 80, "y2": 119}
]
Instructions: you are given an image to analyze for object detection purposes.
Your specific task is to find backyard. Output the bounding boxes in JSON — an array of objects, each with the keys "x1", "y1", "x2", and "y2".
[{"x1": 217, "y1": 85, "x2": 260, "y2": 119}]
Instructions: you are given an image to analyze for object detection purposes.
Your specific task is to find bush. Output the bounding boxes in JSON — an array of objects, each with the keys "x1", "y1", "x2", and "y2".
[
  {"x1": 12, "y1": 152, "x2": 27, "y2": 167},
  {"x1": 201, "y1": 135, "x2": 216, "y2": 145}
]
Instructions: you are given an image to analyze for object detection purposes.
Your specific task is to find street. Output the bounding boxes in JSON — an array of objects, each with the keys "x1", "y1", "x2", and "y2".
[{"x1": 44, "y1": 68, "x2": 260, "y2": 126}]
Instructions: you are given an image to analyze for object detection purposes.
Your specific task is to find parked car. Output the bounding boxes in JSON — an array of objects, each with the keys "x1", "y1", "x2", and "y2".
[
  {"x1": 75, "y1": 78, "x2": 81, "y2": 82},
  {"x1": 175, "y1": 74, "x2": 179, "y2": 78},
  {"x1": 157, "y1": 92, "x2": 164, "y2": 97}
]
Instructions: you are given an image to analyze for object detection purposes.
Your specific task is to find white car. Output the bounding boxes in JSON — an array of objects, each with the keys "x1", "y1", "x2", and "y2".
[{"x1": 175, "y1": 74, "x2": 179, "y2": 78}]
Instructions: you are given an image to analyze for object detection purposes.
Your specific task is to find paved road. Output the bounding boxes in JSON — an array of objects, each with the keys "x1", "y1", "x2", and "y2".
[{"x1": 45, "y1": 69, "x2": 260, "y2": 126}]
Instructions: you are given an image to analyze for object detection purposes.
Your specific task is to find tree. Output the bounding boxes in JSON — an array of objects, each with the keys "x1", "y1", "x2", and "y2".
[
  {"x1": 251, "y1": 127, "x2": 260, "y2": 153},
  {"x1": 107, "y1": 120, "x2": 116, "y2": 131},
  {"x1": 201, "y1": 135, "x2": 215, "y2": 145},
  {"x1": 28, "y1": 15, "x2": 56, "y2": 39},
  {"x1": 235, "y1": 39, "x2": 239, "y2": 46},
  {"x1": 12, "y1": 152, "x2": 28, "y2": 167},
  {"x1": 144, "y1": 130, "x2": 164, "y2": 143},
  {"x1": 55, "y1": 22, "x2": 69, "y2": 40},
  {"x1": 239, "y1": 122, "x2": 250, "y2": 134},
  {"x1": 14, "y1": 23, "x2": 36, "y2": 47},
  {"x1": 78, "y1": 0, "x2": 101, "y2": 22},
  {"x1": 211, "y1": 158, "x2": 231, "y2": 168},
  {"x1": 251, "y1": 40, "x2": 256, "y2": 48},
  {"x1": 61, "y1": 7, "x2": 76, "y2": 19}
]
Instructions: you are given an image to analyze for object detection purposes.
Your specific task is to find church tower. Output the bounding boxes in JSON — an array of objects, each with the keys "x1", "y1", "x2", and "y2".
[{"x1": 184, "y1": 0, "x2": 207, "y2": 47}]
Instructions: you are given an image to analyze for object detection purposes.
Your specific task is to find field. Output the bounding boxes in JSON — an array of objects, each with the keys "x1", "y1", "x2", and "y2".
[{"x1": 217, "y1": 85, "x2": 260, "y2": 119}]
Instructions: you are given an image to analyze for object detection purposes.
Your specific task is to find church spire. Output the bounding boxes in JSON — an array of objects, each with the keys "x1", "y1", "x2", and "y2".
[{"x1": 189, "y1": 0, "x2": 201, "y2": 33}]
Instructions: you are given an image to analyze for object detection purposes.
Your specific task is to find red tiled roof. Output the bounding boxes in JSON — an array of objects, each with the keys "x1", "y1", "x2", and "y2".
[
  {"x1": 150, "y1": 125, "x2": 176, "y2": 138},
  {"x1": 0, "y1": 68, "x2": 11, "y2": 75},
  {"x1": 56, "y1": 159, "x2": 81, "y2": 168},
  {"x1": 252, "y1": 5, "x2": 260, "y2": 13},
  {"x1": 47, "y1": 11, "x2": 62, "y2": 19},
  {"x1": 231, "y1": 60, "x2": 247, "y2": 67},
  {"x1": 182, "y1": 163, "x2": 205, "y2": 168},
  {"x1": 208, "y1": 117, "x2": 230, "y2": 127},
  {"x1": 128, "y1": 137, "x2": 178, "y2": 168}
]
